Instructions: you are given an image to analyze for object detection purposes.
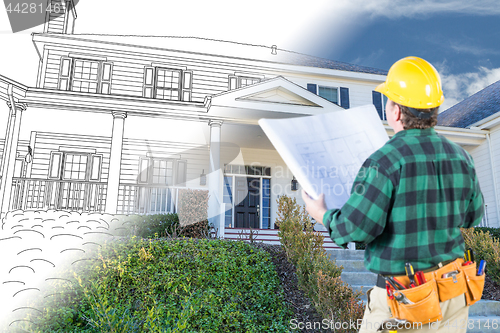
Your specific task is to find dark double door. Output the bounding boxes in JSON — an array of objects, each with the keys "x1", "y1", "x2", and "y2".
[{"x1": 234, "y1": 177, "x2": 260, "y2": 228}]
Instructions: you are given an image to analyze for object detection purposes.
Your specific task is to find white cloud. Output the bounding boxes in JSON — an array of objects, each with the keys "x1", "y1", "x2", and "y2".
[
  {"x1": 343, "y1": 0, "x2": 500, "y2": 19},
  {"x1": 449, "y1": 42, "x2": 500, "y2": 56},
  {"x1": 438, "y1": 66, "x2": 500, "y2": 111}
]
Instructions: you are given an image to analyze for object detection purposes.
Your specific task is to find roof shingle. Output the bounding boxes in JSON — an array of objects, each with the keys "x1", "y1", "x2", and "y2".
[
  {"x1": 47, "y1": 34, "x2": 388, "y2": 76},
  {"x1": 437, "y1": 80, "x2": 500, "y2": 128}
]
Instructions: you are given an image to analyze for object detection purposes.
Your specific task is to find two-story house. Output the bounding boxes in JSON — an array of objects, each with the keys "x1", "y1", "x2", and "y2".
[{"x1": 1, "y1": 1, "x2": 496, "y2": 247}]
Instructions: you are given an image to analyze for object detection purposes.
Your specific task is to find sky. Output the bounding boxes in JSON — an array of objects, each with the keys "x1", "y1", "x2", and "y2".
[{"x1": 0, "y1": 0, "x2": 499, "y2": 111}]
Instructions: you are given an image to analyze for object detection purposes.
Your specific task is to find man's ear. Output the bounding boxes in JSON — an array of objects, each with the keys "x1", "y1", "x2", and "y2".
[{"x1": 394, "y1": 103, "x2": 402, "y2": 122}]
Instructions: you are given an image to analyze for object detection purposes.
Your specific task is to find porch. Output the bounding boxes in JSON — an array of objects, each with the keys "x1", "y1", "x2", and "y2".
[{"x1": 8, "y1": 178, "x2": 344, "y2": 248}]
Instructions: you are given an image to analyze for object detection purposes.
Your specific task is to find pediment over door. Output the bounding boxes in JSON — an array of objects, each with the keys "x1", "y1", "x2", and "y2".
[{"x1": 208, "y1": 76, "x2": 345, "y2": 123}]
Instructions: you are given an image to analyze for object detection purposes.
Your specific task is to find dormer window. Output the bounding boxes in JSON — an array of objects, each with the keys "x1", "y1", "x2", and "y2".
[
  {"x1": 58, "y1": 55, "x2": 113, "y2": 94},
  {"x1": 143, "y1": 64, "x2": 193, "y2": 101}
]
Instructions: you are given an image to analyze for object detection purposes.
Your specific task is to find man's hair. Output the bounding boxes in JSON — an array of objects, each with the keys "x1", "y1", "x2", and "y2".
[{"x1": 399, "y1": 104, "x2": 439, "y2": 130}]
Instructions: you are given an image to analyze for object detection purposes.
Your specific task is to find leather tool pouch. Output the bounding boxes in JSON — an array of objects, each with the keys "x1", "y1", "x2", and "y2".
[
  {"x1": 386, "y1": 258, "x2": 485, "y2": 324},
  {"x1": 461, "y1": 261, "x2": 485, "y2": 306},
  {"x1": 386, "y1": 279, "x2": 442, "y2": 324}
]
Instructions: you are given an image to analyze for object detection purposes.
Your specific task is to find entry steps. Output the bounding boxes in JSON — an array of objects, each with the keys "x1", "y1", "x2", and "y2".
[{"x1": 326, "y1": 249, "x2": 500, "y2": 332}]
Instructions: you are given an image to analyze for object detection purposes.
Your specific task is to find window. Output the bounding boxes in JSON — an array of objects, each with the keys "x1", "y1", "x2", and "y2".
[
  {"x1": 372, "y1": 91, "x2": 388, "y2": 120},
  {"x1": 58, "y1": 57, "x2": 113, "y2": 94},
  {"x1": 143, "y1": 67, "x2": 193, "y2": 101},
  {"x1": 318, "y1": 86, "x2": 338, "y2": 104},
  {"x1": 137, "y1": 158, "x2": 187, "y2": 186},
  {"x1": 307, "y1": 84, "x2": 350, "y2": 108},
  {"x1": 228, "y1": 75, "x2": 261, "y2": 90},
  {"x1": 48, "y1": 152, "x2": 103, "y2": 181},
  {"x1": 63, "y1": 153, "x2": 88, "y2": 180}
]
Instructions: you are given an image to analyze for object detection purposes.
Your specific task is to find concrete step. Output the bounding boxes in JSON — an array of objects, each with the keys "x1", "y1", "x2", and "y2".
[
  {"x1": 466, "y1": 316, "x2": 500, "y2": 333},
  {"x1": 341, "y1": 271, "x2": 377, "y2": 286},
  {"x1": 352, "y1": 285, "x2": 370, "y2": 301},
  {"x1": 469, "y1": 300, "x2": 500, "y2": 317},
  {"x1": 326, "y1": 249, "x2": 364, "y2": 261},
  {"x1": 336, "y1": 259, "x2": 369, "y2": 272}
]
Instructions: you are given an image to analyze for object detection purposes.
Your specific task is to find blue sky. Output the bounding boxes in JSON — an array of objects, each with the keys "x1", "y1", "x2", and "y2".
[{"x1": 1, "y1": 0, "x2": 499, "y2": 110}]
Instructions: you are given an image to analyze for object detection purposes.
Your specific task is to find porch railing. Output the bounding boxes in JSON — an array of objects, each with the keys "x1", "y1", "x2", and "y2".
[
  {"x1": 118, "y1": 184, "x2": 209, "y2": 215},
  {"x1": 11, "y1": 178, "x2": 107, "y2": 212},
  {"x1": 118, "y1": 184, "x2": 178, "y2": 215}
]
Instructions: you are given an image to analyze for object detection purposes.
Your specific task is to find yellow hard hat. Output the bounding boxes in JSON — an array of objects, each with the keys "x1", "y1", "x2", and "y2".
[{"x1": 375, "y1": 56, "x2": 444, "y2": 109}]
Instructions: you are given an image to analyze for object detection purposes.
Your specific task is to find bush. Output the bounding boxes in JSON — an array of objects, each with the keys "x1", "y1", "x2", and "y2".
[
  {"x1": 118, "y1": 213, "x2": 180, "y2": 238},
  {"x1": 474, "y1": 227, "x2": 500, "y2": 242},
  {"x1": 462, "y1": 227, "x2": 500, "y2": 283},
  {"x1": 18, "y1": 238, "x2": 293, "y2": 332},
  {"x1": 117, "y1": 214, "x2": 212, "y2": 240},
  {"x1": 276, "y1": 195, "x2": 364, "y2": 332}
]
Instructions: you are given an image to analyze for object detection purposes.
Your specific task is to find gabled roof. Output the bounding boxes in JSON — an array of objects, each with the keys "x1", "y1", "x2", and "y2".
[
  {"x1": 208, "y1": 76, "x2": 345, "y2": 123},
  {"x1": 36, "y1": 34, "x2": 387, "y2": 76},
  {"x1": 438, "y1": 80, "x2": 500, "y2": 128}
]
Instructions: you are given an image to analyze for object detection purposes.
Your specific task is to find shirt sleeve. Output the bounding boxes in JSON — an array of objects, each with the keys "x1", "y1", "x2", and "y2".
[
  {"x1": 462, "y1": 171, "x2": 485, "y2": 228},
  {"x1": 323, "y1": 159, "x2": 394, "y2": 248}
]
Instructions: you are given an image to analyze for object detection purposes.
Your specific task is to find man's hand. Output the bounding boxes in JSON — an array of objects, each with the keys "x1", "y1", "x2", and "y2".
[{"x1": 301, "y1": 190, "x2": 328, "y2": 227}]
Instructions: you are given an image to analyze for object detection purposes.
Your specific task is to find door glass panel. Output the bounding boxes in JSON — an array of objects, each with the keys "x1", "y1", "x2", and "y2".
[
  {"x1": 224, "y1": 176, "x2": 233, "y2": 228},
  {"x1": 262, "y1": 178, "x2": 271, "y2": 229}
]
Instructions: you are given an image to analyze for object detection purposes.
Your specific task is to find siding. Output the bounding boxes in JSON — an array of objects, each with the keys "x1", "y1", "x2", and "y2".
[
  {"x1": 43, "y1": 46, "x2": 381, "y2": 106},
  {"x1": 468, "y1": 141, "x2": 496, "y2": 227},
  {"x1": 120, "y1": 138, "x2": 209, "y2": 187},
  {"x1": 30, "y1": 132, "x2": 111, "y2": 181}
]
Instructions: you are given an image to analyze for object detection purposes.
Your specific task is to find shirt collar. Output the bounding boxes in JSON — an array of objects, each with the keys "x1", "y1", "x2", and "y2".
[{"x1": 392, "y1": 128, "x2": 437, "y2": 139}]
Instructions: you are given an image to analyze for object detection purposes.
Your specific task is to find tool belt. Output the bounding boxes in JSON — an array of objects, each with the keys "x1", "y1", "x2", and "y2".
[{"x1": 379, "y1": 258, "x2": 485, "y2": 324}]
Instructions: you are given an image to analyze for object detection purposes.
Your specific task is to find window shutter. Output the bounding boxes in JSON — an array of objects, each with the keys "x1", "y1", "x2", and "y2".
[
  {"x1": 89, "y1": 154, "x2": 102, "y2": 181},
  {"x1": 143, "y1": 67, "x2": 155, "y2": 98},
  {"x1": 228, "y1": 75, "x2": 237, "y2": 90},
  {"x1": 100, "y1": 62, "x2": 113, "y2": 94},
  {"x1": 48, "y1": 152, "x2": 63, "y2": 179},
  {"x1": 307, "y1": 84, "x2": 317, "y2": 94},
  {"x1": 58, "y1": 57, "x2": 72, "y2": 91},
  {"x1": 340, "y1": 87, "x2": 350, "y2": 109},
  {"x1": 138, "y1": 158, "x2": 149, "y2": 183},
  {"x1": 176, "y1": 160, "x2": 187, "y2": 186},
  {"x1": 372, "y1": 91, "x2": 383, "y2": 120},
  {"x1": 182, "y1": 70, "x2": 193, "y2": 102}
]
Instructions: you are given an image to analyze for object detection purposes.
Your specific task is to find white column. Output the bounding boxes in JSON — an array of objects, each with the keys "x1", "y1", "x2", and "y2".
[
  {"x1": 208, "y1": 120, "x2": 224, "y2": 238},
  {"x1": 105, "y1": 111, "x2": 127, "y2": 214},
  {"x1": 0, "y1": 103, "x2": 27, "y2": 216}
]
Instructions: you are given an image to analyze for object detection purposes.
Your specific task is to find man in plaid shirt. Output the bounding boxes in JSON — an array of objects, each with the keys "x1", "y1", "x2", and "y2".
[{"x1": 303, "y1": 57, "x2": 484, "y2": 333}]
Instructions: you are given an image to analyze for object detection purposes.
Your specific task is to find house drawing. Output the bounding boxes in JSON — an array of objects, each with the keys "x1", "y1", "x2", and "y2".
[{"x1": 1, "y1": 0, "x2": 498, "y2": 251}]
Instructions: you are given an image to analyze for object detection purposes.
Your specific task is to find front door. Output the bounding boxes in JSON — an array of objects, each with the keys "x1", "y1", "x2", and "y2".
[{"x1": 234, "y1": 177, "x2": 260, "y2": 228}]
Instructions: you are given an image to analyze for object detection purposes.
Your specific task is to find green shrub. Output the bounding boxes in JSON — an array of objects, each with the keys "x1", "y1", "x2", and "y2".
[
  {"x1": 18, "y1": 238, "x2": 292, "y2": 332},
  {"x1": 462, "y1": 227, "x2": 500, "y2": 284},
  {"x1": 474, "y1": 227, "x2": 500, "y2": 242},
  {"x1": 276, "y1": 195, "x2": 363, "y2": 332},
  {"x1": 118, "y1": 213, "x2": 180, "y2": 238}
]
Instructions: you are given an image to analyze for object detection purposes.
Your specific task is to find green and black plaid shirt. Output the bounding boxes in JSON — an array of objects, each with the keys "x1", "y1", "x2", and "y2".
[{"x1": 324, "y1": 128, "x2": 484, "y2": 275}]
